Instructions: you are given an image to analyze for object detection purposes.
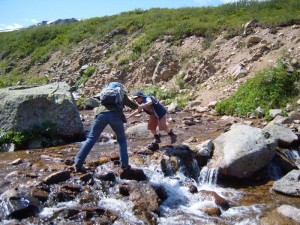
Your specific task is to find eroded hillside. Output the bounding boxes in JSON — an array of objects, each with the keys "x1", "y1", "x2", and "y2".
[
  {"x1": 30, "y1": 25, "x2": 300, "y2": 106},
  {"x1": 22, "y1": 24, "x2": 299, "y2": 108}
]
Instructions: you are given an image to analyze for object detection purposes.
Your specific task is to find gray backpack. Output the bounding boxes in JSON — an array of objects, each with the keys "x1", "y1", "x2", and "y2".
[{"x1": 99, "y1": 82, "x2": 125, "y2": 107}]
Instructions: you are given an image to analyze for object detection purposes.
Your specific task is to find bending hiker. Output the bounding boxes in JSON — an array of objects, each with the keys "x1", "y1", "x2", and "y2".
[
  {"x1": 127, "y1": 90, "x2": 177, "y2": 144},
  {"x1": 74, "y1": 82, "x2": 138, "y2": 173}
]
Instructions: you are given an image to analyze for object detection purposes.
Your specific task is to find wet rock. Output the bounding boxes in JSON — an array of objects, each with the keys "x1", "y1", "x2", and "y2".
[
  {"x1": 153, "y1": 185, "x2": 168, "y2": 202},
  {"x1": 43, "y1": 170, "x2": 71, "y2": 185},
  {"x1": 188, "y1": 184, "x2": 198, "y2": 194},
  {"x1": 120, "y1": 183, "x2": 160, "y2": 213},
  {"x1": 260, "y1": 204, "x2": 300, "y2": 225},
  {"x1": 201, "y1": 206, "x2": 221, "y2": 216},
  {"x1": 161, "y1": 155, "x2": 180, "y2": 177},
  {"x1": 274, "y1": 150, "x2": 298, "y2": 174},
  {"x1": 199, "y1": 190, "x2": 230, "y2": 210},
  {"x1": 0, "y1": 189, "x2": 41, "y2": 220},
  {"x1": 195, "y1": 140, "x2": 213, "y2": 157},
  {"x1": 95, "y1": 171, "x2": 116, "y2": 182},
  {"x1": 136, "y1": 147, "x2": 155, "y2": 155},
  {"x1": 208, "y1": 123, "x2": 277, "y2": 179},
  {"x1": 30, "y1": 187, "x2": 49, "y2": 202},
  {"x1": 62, "y1": 183, "x2": 82, "y2": 193},
  {"x1": 109, "y1": 151, "x2": 120, "y2": 161},
  {"x1": 9, "y1": 158, "x2": 23, "y2": 165},
  {"x1": 25, "y1": 172, "x2": 38, "y2": 178},
  {"x1": 78, "y1": 173, "x2": 94, "y2": 184},
  {"x1": 272, "y1": 170, "x2": 300, "y2": 197},
  {"x1": 86, "y1": 156, "x2": 110, "y2": 168},
  {"x1": 119, "y1": 184, "x2": 130, "y2": 196},
  {"x1": 193, "y1": 139, "x2": 213, "y2": 167},
  {"x1": 161, "y1": 145, "x2": 200, "y2": 181},
  {"x1": 277, "y1": 205, "x2": 300, "y2": 223},
  {"x1": 120, "y1": 168, "x2": 147, "y2": 181},
  {"x1": 57, "y1": 208, "x2": 80, "y2": 219},
  {"x1": 4, "y1": 171, "x2": 19, "y2": 179},
  {"x1": 148, "y1": 142, "x2": 159, "y2": 151},
  {"x1": 55, "y1": 185, "x2": 81, "y2": 202}
]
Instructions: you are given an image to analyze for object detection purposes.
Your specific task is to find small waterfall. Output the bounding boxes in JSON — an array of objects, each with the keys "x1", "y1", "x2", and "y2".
[
  {"x1": 267, "y1": 161, "x2": 282, "y2": 180},
  {"x1": 282, "y1": 149, "x2": 300, "y2": 160},
  {"x1": 199, "y1": 166, "x2": 218, "y2": 185}
]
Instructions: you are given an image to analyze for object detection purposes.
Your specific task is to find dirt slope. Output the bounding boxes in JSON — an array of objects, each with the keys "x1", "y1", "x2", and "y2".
[{"x1": 27, "y1": 24, "x2": 300, "y2": 107}]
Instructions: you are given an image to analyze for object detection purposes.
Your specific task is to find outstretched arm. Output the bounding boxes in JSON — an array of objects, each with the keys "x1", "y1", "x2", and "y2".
[
  {"x1": 138, "y1": 97, "x2": 152, "y2": 110},
  {"x1": 126, "y1": 108, "x2": 142, "y2": 120},
  {"x1": 123, "y1": 94, "x2": 138, "y2": 110}
]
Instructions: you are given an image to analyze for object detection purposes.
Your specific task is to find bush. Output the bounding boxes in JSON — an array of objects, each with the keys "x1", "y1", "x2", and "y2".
[
  {"x1": 0, "y1": 121, "x2": 59, "y2": 149},
  {"x1": 75, "y1": 65, "x2": 95, "y2": 87},
  {"x1": 215, "y1": 60, "x2": 299, "y2": 117},
  {"x1": 144, "y1": 85, "x2": 177, "y2": 101}
]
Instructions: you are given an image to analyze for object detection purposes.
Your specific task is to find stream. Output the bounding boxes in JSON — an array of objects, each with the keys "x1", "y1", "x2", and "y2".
[{"x1": 0, "y1": 110, "x2": 300, "y2": 225}]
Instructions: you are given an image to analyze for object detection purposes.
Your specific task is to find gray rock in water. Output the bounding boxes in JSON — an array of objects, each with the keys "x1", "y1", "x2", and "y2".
[
  {"x1": 208, "y1": 123, "x2": 277, "y2": 178},
  {"x1": 125, "y1": 122, "x2": 149, "y2": 138},
  {"x1": 0, "y1": 82, "x2": 85, "y2": 147},
  {"x1": 272, "y1": 170, "x2": 300, "y2": 197},
  {"x1": 277, "y1": 205, "x2": 300, "y2": 223}
]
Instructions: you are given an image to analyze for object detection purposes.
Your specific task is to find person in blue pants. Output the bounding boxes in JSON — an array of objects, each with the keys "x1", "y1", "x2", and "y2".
[{"x1": 74, "y1": 82, "x2": 138, "y2": 173}]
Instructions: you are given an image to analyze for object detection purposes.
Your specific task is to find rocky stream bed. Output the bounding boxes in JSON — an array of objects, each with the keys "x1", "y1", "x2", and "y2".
[{"x1": 0, "y1": 110, "x2": 299, "y2": 225}]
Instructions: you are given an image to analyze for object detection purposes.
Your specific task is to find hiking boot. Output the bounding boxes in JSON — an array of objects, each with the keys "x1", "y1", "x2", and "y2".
[
  {"x1": 121, "y1": 164, "x2": 131, "y2": 170},
  {"x1": 75, "y1": 165, "x2": 87, "y2": 173},
  {"x1": 154, "y1": 134, "x2": 161, "y2": 144},
  {"x1": 168, "y1": 130, "x2": 177, "y2": 144}
]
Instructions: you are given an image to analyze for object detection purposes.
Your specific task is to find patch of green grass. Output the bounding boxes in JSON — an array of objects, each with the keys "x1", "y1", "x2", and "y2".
[
  {"x1": 175, "y1": 93, "x2": 190, "y2": 109},
  {"x1": 0, "y1": 121, "x2": 59, "y2": 149},
  {"x1": 144, "y1": 85, "x2": 177, "y2": 101},
  {"x1": 0, "y1": 0, "x2": 299, "y2": 87},
  {"x1": 141, "y1": 85, "x2": 191, "y2": 108},
  {"x1": 215, "y1": 59, "x2": 299, "y2": 117},
  {"x1": 75, "y1": 65, "x2": 96, "y2": 87},
  {"x1": 0, "y1": 71, "x2": 49, "y2": 87}
]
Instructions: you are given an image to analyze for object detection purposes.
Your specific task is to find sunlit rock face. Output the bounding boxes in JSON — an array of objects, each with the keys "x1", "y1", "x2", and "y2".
[
  {"x1": 208, "y1": 123, "x2": 277, "y2": 178},
  {"x1": 0, "y1": 82, "x2": 85, "y2": 147}
]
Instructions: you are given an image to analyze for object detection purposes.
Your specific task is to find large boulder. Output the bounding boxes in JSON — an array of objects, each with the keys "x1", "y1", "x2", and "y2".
[
  {"x1": 0, "y1": 82, "x2": 85, "y2": 144},
  {"x1": 208, "y1": 124, "x2": 277, "y2": 178}
]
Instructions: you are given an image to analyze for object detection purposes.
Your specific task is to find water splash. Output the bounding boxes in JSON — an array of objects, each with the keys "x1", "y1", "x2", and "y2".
[
  {"x1": 267, "y1": 161, "x2": 282, "y2": 180},
  {"x1": 199, "y1": 166, "x2": 218, "y2": 186},
  {"x1": 30, "y1": 162, "x2": 263, "y2": 224},
  {"x1": 282, "y1": 149, "x2": 300, "y2": 160}
]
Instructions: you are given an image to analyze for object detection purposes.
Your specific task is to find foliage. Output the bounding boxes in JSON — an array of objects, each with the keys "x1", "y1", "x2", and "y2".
[
  {"x1": 144, "y1": 85, "x2": 177, "y2": 101},
  {"x1": 174, "y1": 93, "x2": 191, "y2": 109},
  {"x1": 0, "y1": 121, "x2": 59, "y2": 148},
  {"x1": 0, "y1": 0, "x2": 299, "y2": 87},
  {"x1": 75, "y1": 65, "x2": 95, "y2": 87},
  {"x1": 0, "y1": 71, "x2": 49, "y2": 87},
  {"x1": 215, "y1": 60, "x2": 299, "y2": 117},
  {"x1": 142, "y1": 85, "x2": 191, "y2": 108},
  {"x1": 0, "y1": 0, "x2": 299, "y2": 61},
  {"x1": 176, "y1": 76, "x2": 186, "y2": 89}
]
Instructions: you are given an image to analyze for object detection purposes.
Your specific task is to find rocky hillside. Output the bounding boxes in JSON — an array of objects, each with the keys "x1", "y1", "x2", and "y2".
[{"x1": 27, "y1": 23, "x2": 299, "y2": 108}]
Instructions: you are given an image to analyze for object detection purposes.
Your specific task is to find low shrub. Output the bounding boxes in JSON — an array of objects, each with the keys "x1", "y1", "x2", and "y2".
[{"x1": 215, "y1": 60, "x2": 299, "y2": 118}]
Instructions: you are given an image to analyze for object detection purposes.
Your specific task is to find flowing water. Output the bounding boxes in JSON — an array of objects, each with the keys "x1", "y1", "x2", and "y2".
[
  {"x1": 24, "y1": 157, "x2": 264, "y2": 225},
  {"x1": 0, "y1": 110, "x2": 300, "y2": 224}
]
